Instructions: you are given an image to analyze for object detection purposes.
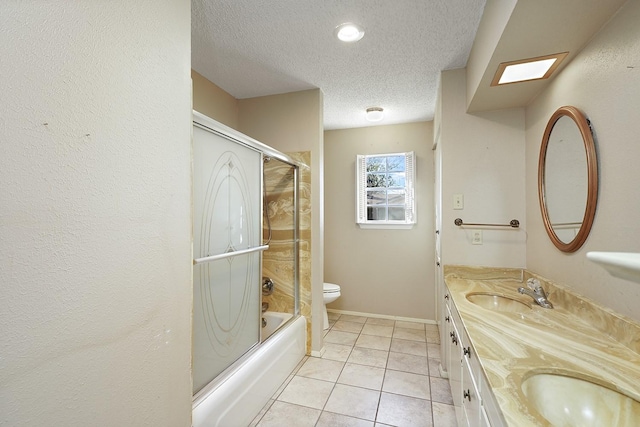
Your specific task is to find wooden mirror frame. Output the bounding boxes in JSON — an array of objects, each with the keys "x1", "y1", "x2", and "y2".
[{"x1": 538, "y1": 106, "x2": 598, "y2": 253}]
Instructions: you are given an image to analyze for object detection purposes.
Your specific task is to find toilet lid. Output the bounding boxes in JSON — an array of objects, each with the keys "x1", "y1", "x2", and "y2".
[{"x1": 324, "y1": 282, "x2": 340, "y2": 293}]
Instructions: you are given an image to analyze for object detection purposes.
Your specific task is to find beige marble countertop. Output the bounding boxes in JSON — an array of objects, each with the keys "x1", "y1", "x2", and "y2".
[{"x1": 444, "y1": 265, "x2": 640, "y2": 426}]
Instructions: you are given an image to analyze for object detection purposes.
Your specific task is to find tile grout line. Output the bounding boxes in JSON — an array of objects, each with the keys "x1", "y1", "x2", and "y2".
[{"x1": 256, "y1": 313, "x2": 453, "y2": 426}]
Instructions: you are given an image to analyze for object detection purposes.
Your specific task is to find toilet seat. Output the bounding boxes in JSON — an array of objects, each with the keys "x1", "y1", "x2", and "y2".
[{"x1": 323, "y1": 283, "x2": 340, "y2": 293}]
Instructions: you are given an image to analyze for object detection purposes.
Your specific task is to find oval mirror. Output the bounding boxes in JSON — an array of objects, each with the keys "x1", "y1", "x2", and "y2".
[{"x1": 538, "y1": 106, "x2": 598, "y2": 253}]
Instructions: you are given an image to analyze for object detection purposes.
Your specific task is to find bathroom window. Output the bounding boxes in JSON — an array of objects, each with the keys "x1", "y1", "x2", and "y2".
[{"x1": 356, "y1": 152, "x2": 416, "y2": 228}]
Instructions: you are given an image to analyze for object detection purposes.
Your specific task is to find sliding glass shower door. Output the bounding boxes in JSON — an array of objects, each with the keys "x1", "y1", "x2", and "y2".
[{"x1": 192, "y1": 124, "x2": 262, "y2": 394}]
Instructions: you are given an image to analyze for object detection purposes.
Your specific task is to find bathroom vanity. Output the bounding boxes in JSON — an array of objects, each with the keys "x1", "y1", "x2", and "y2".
[
  {"x1": 444, "y1": 276, "x2": 505, "y2": 427},
  {"x1": 442, "y1": 265, "x2": 640, "y2": 426}
]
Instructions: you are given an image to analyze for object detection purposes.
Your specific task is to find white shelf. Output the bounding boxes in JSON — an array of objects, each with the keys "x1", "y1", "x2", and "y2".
[{"x1": 586, "y1": 252, "x2": 640, "y2": 284}]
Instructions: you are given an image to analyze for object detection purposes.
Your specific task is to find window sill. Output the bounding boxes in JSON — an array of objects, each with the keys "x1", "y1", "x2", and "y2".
[{"x1": 357, "y1": 223, "x2": 415, "y2": 230}]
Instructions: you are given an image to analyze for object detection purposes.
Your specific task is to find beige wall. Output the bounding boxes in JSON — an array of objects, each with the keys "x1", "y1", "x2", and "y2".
[
  {"x1": 466, "y1": 0, "x2": 517, "y2": 107},
  {"x1": 192, "y1": 70, "x2": 239, "y2": 129},
  {"x1": 525, "y1": 0, "x2": 640, "y2": 322},
  {"x1": 262, "y1": 152, "x2": 313, "y2": 353},
  {"x1": 439, "y1": 69, "x2": 527, "y2": 268},
  {"x1": 238, "y1": 90, "x2": 322, "y2": 153},
  {"x1": 324, "y1": 122, "x2": 435, "y2": 320},
  {"x1": 0, "y1": 2, "x2": 192, "y2": 425}
]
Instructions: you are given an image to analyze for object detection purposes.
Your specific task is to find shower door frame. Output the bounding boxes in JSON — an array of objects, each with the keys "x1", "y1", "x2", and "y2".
[{"x1": 192, "y1": 111, "x2": 301, "y2": 403}]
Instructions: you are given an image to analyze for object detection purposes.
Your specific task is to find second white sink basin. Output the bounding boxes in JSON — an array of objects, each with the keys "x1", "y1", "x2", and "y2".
[{"x1": 521, "y1": 373, "x2": 640, "y2": 426}]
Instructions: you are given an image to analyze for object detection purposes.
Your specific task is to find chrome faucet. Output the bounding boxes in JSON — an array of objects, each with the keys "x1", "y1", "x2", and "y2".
[{"x1": 518, "y1": 278, "x2": 553, "y2": 309}]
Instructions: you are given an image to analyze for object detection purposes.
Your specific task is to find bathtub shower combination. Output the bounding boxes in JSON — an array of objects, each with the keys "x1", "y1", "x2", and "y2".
[{"x1": 191, "y1": 112, "x2": 306, "y2": 427}]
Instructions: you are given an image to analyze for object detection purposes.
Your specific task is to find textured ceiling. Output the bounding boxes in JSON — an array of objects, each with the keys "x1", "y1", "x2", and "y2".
[{"x1": 192, "y1": 0, "x2": 486, "y2": 130}]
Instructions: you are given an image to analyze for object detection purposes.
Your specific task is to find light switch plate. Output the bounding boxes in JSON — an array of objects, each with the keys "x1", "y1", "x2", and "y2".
[{"x1": 453, "y1": 194, "x2": 464, "y2": 210}]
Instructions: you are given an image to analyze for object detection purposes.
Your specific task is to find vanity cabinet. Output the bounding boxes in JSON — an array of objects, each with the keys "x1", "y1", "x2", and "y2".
[
  {"x1": 445, "y1": 302, "x2": 462, "y2": 418},
  {"x1": 444, "y1": 287, "x2": 505, "y2": 427}
]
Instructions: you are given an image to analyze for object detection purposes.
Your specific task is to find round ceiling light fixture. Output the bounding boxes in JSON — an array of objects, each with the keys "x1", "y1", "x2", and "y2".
[
  {"x1": 366, "y1": 107, "x2": 384, "y2": 122},
  {"x1": 334, "y1": 22, "x2": 365, "y2": 42}
]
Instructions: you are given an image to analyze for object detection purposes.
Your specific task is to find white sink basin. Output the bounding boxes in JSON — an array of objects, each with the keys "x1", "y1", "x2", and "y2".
[
  {"x1": 521, "y1": 373, "x2": 640, "y2": 426},
  {"x1": 466, "y1": 293, "x2": 530, "y2": 313},
  {"x1": 587, "y1": 251, "x2": 640, "y2": 284}
]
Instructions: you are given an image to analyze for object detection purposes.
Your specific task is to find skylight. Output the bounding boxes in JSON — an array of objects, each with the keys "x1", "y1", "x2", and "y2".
[{"x1": 491, "y1": 53, "x2": 569, "y2": 86}]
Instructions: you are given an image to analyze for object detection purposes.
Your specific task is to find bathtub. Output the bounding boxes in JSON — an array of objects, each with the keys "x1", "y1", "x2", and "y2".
[
  {"x1": 192, "y1": 313, "x2": 306, "y2": 427},
  {"x1": 261, "y1": 311, "x2": 294, "y2": 340}
]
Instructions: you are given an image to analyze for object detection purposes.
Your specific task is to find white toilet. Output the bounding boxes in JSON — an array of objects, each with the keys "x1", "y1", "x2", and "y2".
[{"x1": 323, "y1": 282, "x2": 341, "y2": 330}]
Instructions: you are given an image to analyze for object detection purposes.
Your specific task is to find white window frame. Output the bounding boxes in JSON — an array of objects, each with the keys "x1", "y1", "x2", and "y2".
[{"x1": 356, "y1": 151, "x2": 416, "y2": 229}]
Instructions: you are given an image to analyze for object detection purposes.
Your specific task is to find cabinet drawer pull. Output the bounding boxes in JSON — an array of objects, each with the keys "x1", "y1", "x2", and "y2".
[
  {"x1": 464, "y1": 390, "x2": 471, "y2": 401},
  {"x1": 445, "y1": 316, "x2": 450, "y2": 323},
  {"x1": 464, "y1": 347, "x2": 471, "y2": 358},
  {"x1": 444, "y1": 294, "x2": 450, "y2": 300}
]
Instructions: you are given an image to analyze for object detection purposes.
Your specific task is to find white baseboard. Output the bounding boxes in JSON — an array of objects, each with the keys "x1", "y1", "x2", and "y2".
[
  {"x1": 438, "y1": 362, "x2": 449, "y2": 379},
  {"x1": 326, "y1": 308, "x2": 436, "y2": 325},
  {"x1": 310, "y1": 346, "x2": 326, "y2": 358}
]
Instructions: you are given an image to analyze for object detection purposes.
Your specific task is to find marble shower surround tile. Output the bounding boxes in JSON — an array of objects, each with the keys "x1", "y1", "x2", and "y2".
[{"x1": 262, "y1": 151, "x2": 313, "y2": 353}]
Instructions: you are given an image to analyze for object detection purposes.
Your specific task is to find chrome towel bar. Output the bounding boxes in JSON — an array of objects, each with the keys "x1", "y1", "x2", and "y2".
[
  {"x1": 454, "y1": 218, "x2": 520, "y2": 228},
  {"x1": 193, "y1": 245, "x2": 270, "y2": 265}
]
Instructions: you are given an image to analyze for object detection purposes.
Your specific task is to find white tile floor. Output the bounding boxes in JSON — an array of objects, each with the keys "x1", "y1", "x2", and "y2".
[{"x1": 250, "y1": 312, "x2": 457, "y2": 427}]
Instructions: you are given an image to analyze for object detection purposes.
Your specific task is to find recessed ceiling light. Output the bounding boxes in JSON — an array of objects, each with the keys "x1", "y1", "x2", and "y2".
[
  {"x1": 366, "y1": 107, "x2": 384, "y2": 122},
  {"x1": 334, "y1": 22, "x2": 365, "y2": 42},
  {"x1": 491, "y1": 52, "x2": 569, "y2": 86}
]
